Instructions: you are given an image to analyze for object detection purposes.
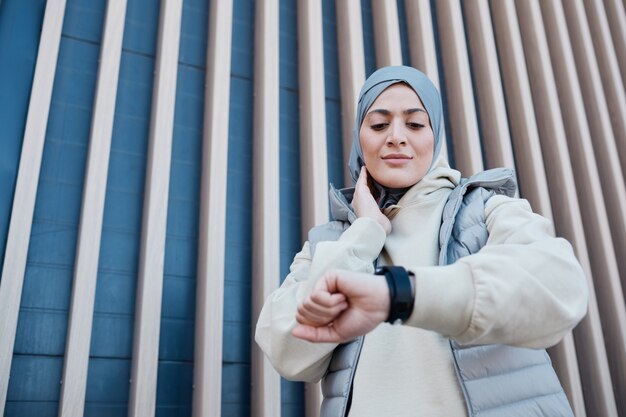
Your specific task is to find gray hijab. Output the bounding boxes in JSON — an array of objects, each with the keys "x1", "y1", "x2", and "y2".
[{"x1": 347, "y1": 66, "x2": 444, "y2": 208}]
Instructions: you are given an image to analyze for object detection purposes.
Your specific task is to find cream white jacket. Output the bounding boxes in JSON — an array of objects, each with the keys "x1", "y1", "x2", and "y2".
[{"x1": 255, "y1": 159, "x2": 588, "y2": 416}]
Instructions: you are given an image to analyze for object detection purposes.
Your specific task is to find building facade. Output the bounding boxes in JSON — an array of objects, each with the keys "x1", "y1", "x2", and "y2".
[{"x1": 0, "y1": 0, "x2": 625, "y2": 416}]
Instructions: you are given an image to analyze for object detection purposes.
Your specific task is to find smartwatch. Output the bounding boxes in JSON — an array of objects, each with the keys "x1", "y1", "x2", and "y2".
[{"x1": 374, "y1": 266, "x2": 415, "y2": 324}]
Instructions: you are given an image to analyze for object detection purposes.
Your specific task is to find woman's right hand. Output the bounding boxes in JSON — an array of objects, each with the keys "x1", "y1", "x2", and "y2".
[{"x1": 352, "y1": 167, "x2": 392, "y2": 235}]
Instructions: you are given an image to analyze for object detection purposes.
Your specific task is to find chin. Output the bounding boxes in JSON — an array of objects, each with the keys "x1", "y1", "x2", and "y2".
[{"x1": 377, "y1": 177, "x2": 421, "y2": 189}]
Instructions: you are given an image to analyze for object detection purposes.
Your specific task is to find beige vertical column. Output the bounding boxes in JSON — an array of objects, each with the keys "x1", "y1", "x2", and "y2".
[
  {"x1": 336, "y1": 0, "x2": 365, "y2": 187},
  {"x1": 57, "y1": 1, "x2": 127, "y2": 416},
  {"x1": 192, "y1": 0, "x2": 233, "y2": 416},
  {"x1": 297, "y1": 0, "x2": 329, "y2": 236},
  {"x1": 488, "y1": 2, "x2": 551, "y2": 226},
  {"x1": 563, "y1": 0, "x2": 626, "y2": 299},
  {"x1": 371, "y1": 0, "x2": 402, "y2": 66},
  {"x1": 462, "y1": 0, "x2": 515, "y2": 170},
  {"x1": 128, "y1": 1, "x2": 183, "y2": 416},
  {"x1": 582, "y1": 0, "x2": 626, "y2": 181},
  {"x1": 489, "y1": 4, "x2": 584, "y2": 414},
  {"x1": 536, "y1": 2, "x2": 626, "y2": 415},
  {"x1": 298, "y1": 1, "x2": 328, "y2": 416},
  {"x1": 433, "y1": 0, "x2": 483, "y2": 176},
  {"x1": 404, "y1": 0, "x2": 439, "y2": 83},
  {"x1": 0, "y1": 0, "x2": 66, "y2": 412},
  {"x1": 251, "y1": 0, "x2": 281, "y2": 417},
  {"x1": 602, "y1": 0, "x2": 626, "y2": 85},
  {"x1": 514, "y1": 2, "x2": 618, "y2": 416},
  {"x1": 403, "y1": 0, "x2": 448, "y2": 161}
]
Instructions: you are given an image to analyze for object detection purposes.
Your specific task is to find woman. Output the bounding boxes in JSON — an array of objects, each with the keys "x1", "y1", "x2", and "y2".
[{"x1": 255, "y1": 66, "x2": 588, "y2": 417}]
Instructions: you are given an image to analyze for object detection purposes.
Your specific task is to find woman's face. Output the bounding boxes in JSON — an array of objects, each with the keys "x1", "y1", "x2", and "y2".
[{"x1": 359, "y1": 83, "x2": 434, "y2": 189}]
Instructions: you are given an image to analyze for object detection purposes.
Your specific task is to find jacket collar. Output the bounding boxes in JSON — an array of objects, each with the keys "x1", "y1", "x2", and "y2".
[{"x1": 329, "y1": 184, "x2": 357, "y2": 224}]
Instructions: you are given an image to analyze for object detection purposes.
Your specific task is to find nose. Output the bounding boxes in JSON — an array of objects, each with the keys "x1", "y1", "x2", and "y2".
[{"x1": 386, "y1": 120, "x2": 407, "y2": 146}]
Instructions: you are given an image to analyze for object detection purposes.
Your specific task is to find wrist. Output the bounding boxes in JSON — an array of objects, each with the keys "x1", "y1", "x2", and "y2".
[{"x1": 375, "y1": 266, "x2": 415, "y2": 324}]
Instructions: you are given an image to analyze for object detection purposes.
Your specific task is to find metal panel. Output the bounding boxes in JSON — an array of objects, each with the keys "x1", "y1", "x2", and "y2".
[
  {"x1": 487, "y1": 5, "x2": 586, "y2": 414},
  {"x1": 514, "y1": 2, "x2": 618, "y2": 416},
  {"x1": 371, "y1": 0, "x2": 402, "y2": 66},
  {"x1": 489, "y1": 0, "x2": 552, "y2": 215},
  {"x1": 502, "y1": 3, "x2": 586, "y2": 412},
  {"x1": 602, "y1": 0, "x2": 626, "y2": 85},
  {"x1": 192, "y1": 0, "x2": 233, "y2": 416},
  {"x1": 0, "y1": 1, "x2": 48, "y2": 270},
  {"x1": 251, "y1": 1, "x2": 281, "y2": 416},
  {"x1": 127, "y1": 1, "x2": 183, "y2": 416},
  {"x1": 297, "y1": 0, "x2": 329, "y2": 236},
  {"x1": 582, "y1": 0, "x2": 626, "y2": 182},
  {"x1": 463, "y1": 0, "x2": 515, "y2": 170},
  {"x1": 540, "y1": 2, "x2": 626, "y2": 414},
  {"x1": 463, "y1": 4, "x2": 589, "y2": 408},
  {"x1": 403, "y1": 0, "x2": 448, "y2": 161},
  {"x1": 321, "y1": 2, "x2": 347, "y2": 187},
  {"x1": 360, "y1": 1, "x2": 377, "y2": 77},
  {"x1": 57, "y1": 1, "x2": 127, "y2": 416},
  {"x1": 298, "y1": 1, "x2": 328, "y2": 415},
  {"x1": 336, "y1": 0, "x2": 365, "y2": 187},
  {"x1": 277, "y1": 4, "x2": 305, "y2": 415},
  {"x1": 563, "y1": 0, "x2": 626, "y2": 302},
  {"x1": 0, "y1": 0, "x2": 66, "y2": 412},
  {"x1": 434, "y1": 0, "x2": 483, "y2": 175}
]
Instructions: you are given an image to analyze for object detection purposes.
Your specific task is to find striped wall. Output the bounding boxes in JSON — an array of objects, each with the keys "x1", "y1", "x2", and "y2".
[{"x1": 0, "y1": 1, "x2": 625, "y2": 417}]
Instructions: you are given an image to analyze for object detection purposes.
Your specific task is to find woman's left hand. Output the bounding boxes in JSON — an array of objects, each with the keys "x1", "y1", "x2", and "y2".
[
  {"x1": 352, "y1": 167, "x2": 392, "y2": 235},
  {"x1": 293, "y1": 269, "x2": 390, "y2": 343},
  {"x1": 296, "y1": 290, "x2": 348, "y2": 327}
]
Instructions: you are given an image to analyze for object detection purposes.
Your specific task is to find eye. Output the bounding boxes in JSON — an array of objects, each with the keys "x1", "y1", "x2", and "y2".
[
  {"x1": 407, "y1": 122, "x2": 425, "y2": 130},
  {"x1": 370, "y1": 123, "x2": 388, "y2": 131}
]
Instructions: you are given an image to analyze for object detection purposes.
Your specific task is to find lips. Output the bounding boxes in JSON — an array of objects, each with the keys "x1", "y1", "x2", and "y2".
[
  {"x1": 381, "y1": 153, "x2": 413, "y2": 166},
  {"x1": 382, "y1": 153, "x2": 412, "y2": 160}
]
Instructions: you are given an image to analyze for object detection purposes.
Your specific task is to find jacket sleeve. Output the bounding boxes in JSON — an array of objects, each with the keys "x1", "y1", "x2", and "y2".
[
  {"x1": 403, "y1": 194, "x2": 589, "y2": 348},
  {"x1": 255, "y1": 217, "x2": 386, "y2": 382}
]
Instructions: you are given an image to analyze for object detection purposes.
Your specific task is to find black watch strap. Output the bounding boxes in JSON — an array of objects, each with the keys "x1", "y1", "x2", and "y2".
[{"x1": 375, "y1": 266, "x2": 414, "y2": 323}]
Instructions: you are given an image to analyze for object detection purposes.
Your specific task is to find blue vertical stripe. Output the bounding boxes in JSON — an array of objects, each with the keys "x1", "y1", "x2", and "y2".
[
  {"x1": 154, "y1": 0, "x2": 209, "y2": 415},
  {"x1": 397, "y1": 0, "x2": 411, "y2": 66},
  {"x1": 84, "y1": 0, "x2": 159, "y2": 415},
  {"x1": 222, "y1": 0, "x2": 255, "y2": 415},
  {"x1": 279, "y1": 0, "x2": 305, "y2": 416},
  {"x1": 0, "y1": 0, "x2": 46, "y2": 274},
  {"x1": 323, "y1": 0, "x2": 345, "y2": 189},
  {"x1": 361, "y1": 0, "x2": 377, "y2": 77},
  {"x1": 7, "y1": 0, "x2": 107, "y2": 415}
]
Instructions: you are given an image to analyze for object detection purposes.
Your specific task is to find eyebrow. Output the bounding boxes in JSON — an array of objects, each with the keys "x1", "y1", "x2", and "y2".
[
  {"x1": 367, "y1": 108, "x2": 427, "y2": 116},
  {"x1": 404, "y1": 108, "x2": 427, "y2": 115}
]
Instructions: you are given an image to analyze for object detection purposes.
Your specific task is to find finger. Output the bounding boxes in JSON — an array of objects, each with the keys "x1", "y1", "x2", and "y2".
[
  {"x1": 296, "y1": 307, "x2": 344, "y2": 327},
  {"x1": 299, "y1": 299, "x2": 347, "y2": 319},
  {"x1": 360, "y1": 166, "x2": 367, "y2": 180},
  {"x1": 295, "y1": 310, "x2": 324, "y2": 327},
  {"x1": 292, "y1": 323, "x2": 341, "y2": 343},
  {"x1": 296, "y1": 304, "x2": 329, "y2": 325},
  {"x1": 317, "y1": 270, "x2": 341, "y2": 295},
  {"x1": 356, "y1": 166, "x2": 368, "y2": 190},
  {"x1": 310, "y1": 290, "x2": 346, "y2": 308},
  {"x1": 297, "y1": 298, "x2": 347, "y2": 324},
  {"x1": 354, "y1": 168, "x2": 376, "y2": 206}
]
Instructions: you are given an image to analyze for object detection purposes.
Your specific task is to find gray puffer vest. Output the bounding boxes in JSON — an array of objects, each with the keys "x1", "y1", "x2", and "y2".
[{"x1": 308, "y1": 168, "x2": 574, "y2": 417}]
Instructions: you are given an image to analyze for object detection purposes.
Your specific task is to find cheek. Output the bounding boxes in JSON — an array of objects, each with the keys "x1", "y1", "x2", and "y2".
[
  {"x1": 415, "y1": 132, "x2": 435, "y2": 155},
  {"x1": 359, "y1": 133, "x2": 378, "y2": 163}
]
